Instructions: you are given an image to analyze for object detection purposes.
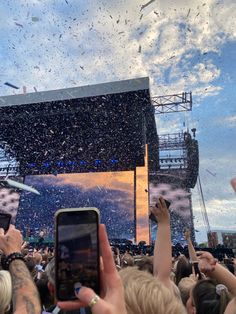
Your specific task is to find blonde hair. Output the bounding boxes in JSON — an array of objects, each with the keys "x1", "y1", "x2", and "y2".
[
  {"x1": 178, "y1": 277, "x2": 196, "y2": 305},
  {"x1": 136, "y1": 256, "x2": 153, "y2": 274},
  {"x1": 0, "y1": 270, "x2": 12, "y2": 314},
  {"x1": 119, "y1": 267, "x2": 186, "y2": 314},
  {"x1": 34, "y1": 252, "x2": 42, "y2": 264}
]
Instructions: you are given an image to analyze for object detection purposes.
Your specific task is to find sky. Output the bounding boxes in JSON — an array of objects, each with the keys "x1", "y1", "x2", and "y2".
[{"x1": 0, "y1": 0, "x2": 236, "y2": 243}]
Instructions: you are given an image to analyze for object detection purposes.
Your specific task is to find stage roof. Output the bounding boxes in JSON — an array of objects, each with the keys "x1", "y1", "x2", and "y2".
[
  {"x1": 0, "y1": 77, "x2": 159, "y2": 175},
  {"x1": 0, "y1": 77, "x2": 149, "y2": 107}
]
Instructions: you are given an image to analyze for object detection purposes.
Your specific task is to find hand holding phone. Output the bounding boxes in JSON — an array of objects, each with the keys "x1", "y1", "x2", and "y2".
[
  {"x1": 183, "y1": 228, "x2": 191, "y2": 241},
  {"x1": 57, "y1": 224, "x2": 127, "y2": 314},
  {"x1": 0, "y1": 213, "x2": 12, "y2": 233},
  {"x1": 149, "y1": 197, "x2": 171, "y2": 223},
  {"x1": 197, "y1": 251, "x2": 217, "y2": 274},
  {"x1": 0, "y1": 224, "x2": 23, "y2": 256},
  {"x1": 55, "y1": 208, "x2": 100, "y2": 301}
]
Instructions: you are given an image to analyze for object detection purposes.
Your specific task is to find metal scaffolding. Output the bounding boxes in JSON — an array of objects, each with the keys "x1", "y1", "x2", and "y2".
[{"x1": 152, "y1": 92, "x2": 192, "y2": 114}]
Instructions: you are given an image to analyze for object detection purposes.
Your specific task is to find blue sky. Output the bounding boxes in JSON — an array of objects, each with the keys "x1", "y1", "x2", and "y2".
[{"x1": 0, "y1": 0, "x2": 236, "y2": 243}]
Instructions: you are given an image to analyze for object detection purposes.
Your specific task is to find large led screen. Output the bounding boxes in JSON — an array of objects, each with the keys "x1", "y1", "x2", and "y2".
[
  {"x1": 16, "y1": 172, "x2": 135, "y2": 240},
  {"x1": 135, "y1": 162, "x2": 149, "y2": 244},
  {"x1": 149, "y1": 182, "x2": 193, "y2": 245},
  {"x1": 0, "y1": 177, "x2": 23, "y2": 224}
]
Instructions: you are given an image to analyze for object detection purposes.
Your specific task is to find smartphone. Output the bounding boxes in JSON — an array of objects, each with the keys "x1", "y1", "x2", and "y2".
[
  {"x1": 223, "y1": 258, "x2": 231, "y2": 264},
  {"x1": 192, "y1": 262, "x2": 202, "y2": 280},
  {"x1": 55, "y1": 208, "x2": 100, "y2": 301},
  {"x1": 0, "y1": 212, "x2": 12, "y2": 232},
  {"x1": 149, "y1": 199, "x2": 171, "y2": 222}
]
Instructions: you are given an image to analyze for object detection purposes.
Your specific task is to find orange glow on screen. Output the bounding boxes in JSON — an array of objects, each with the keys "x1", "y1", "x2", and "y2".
[
  {"x1": 56, "y1": 164, "x2": 149, "y2": 243},
  {"x1": 136, "y1": 146, "x2": 149, "y2": 244},
  {"x1": 20, "y1": 155, "x2": 150, "y2": 243}
]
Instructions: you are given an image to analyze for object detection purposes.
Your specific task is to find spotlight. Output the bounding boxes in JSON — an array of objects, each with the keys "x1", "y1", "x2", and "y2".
[
  {"x1": 95, "y1": 159, "x2": 102, "y2": 165},
  {"x1": 27, "y1": 163, "x2": 36, "y2": 168},
  {"x1": 42, "y1": 162, "x2": 51, "y2": 167},
  {"x1": 80, "y1": 161, "x2": 87, "y2": 166},
  {"x1": 66, "y1": 161, "x2": 77, "y2": 166},
  {"x1": 110, "y1": 159, "x2": 119, "y2": 164},
  {"x1": 56, "y1": 161, "x2": 64, "y2": 167}
]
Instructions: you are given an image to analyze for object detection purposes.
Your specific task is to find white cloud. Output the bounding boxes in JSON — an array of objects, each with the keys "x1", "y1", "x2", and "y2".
[
  {"x1": 213, "y1": 115, "x2": 236, "y2": 127},
  {"x1": 193, "y1": 85, "x2": 223, "y2": 96},
  {"x1": 192, "y1": 202, "x2": 236, "y2": 241},
  {"x1": 155, "y1": 115, "x2": 183, "y2": 134},
  {"x1": 137, "y1": 0, "x2": 235, "y2": 96},
  {"x1": 1, "y1": 0, "x2": 236, "y2": 97},
  {"x1": 207, "y1": 198, "x2": 236, "y2": 213}
]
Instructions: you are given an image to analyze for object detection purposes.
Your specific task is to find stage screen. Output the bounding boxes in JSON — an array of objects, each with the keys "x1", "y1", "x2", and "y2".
[
  {"x1": 16, "y1": 172, "x2": 135, "y2": 240},
  {"x1": 149, "y1": 182, "x2": 193, "y2": 245},
  {"x1": 136, "y1": 162, "x2": 149, "y2": 244},
  {"x1": 0, "y1": 177, "x2": 23, "y2": 224}
]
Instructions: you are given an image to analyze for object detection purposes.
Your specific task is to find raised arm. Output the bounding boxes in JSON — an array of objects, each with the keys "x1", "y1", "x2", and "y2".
[
  {"x1": 184, "y1": 228, "x2": 198, "y2": 262},
  {"x1": 198, "y1": 251, "x2": 236, "y2": 296},
  {"x1": 152, "y1": 197, "x2": 172, "y2": 290},
  {"x1": 0, "y1": 225, "x2": 41, "y2": 314}
]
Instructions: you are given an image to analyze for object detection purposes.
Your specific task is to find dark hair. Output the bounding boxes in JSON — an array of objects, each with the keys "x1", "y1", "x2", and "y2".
[
  {"x1": 225, "y1": 263, "x2": 235, "y2": 275},
  {"x1": 24, "y1": 256, "x2": 36, "y2": 273},
  {"x1": 36, "y1": 277, "x2": 53, "y2": 309},
  {"x1": 175, "y1": 256, "x2": 192, "y2": 286},
  {"x1": 192, "y1": 279, "x2": 231, "y2": 314}
]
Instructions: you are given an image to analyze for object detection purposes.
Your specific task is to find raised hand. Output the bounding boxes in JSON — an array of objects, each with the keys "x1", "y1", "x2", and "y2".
[
  {"x1": 0, "y1": 224, "x2": 23, "y2": 255},
  {"x1": 21, "y1": 241, "x2": 29, "y2": 251},
  {"x1": 151, "y1": 196, "x2": 170, "y2": 224},
  {"x1": 183, "y1": 228, "x2": 191, "y2": 241},
  {"x1": 197, "y1": 251, "x2": 217, "y2": 274}
]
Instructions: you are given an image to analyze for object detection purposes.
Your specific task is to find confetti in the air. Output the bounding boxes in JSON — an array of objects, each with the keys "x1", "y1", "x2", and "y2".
[
  {"x1": 32, "y1": 17, "x2": 40, "y2": 22},
  {"x1": 15, "y1": 22, "x2": 23, "y2": 28},
  {"x1": 5, "y1": 179, "x2": 40, "y2": 195},
  {"x1": 140, "y1": 0, "x2": 156, "y2": 11},
  {"x1": 4, "y1": 82, "x2": 19, "y2": 89},
  {"x1": 206, "y1": 169, "x2": 216, "y2": 177}
]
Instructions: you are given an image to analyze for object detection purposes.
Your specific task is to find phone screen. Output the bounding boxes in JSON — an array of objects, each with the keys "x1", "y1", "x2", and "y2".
[
  {"x1": 0, "y1": 213, "x2": 12, "y2": 232},
  {"x1": 55, "y1": 208, "x2": 100, "y2": 301}
]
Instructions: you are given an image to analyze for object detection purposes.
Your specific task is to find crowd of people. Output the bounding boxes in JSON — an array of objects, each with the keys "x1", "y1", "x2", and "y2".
[{"x1": 0, "y1": 196, "x2": 236, "y2": 314}]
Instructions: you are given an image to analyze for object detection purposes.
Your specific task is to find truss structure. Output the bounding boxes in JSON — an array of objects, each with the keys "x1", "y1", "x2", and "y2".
[{"x1": 152, "y1": 92, "x2": 192, "y2": 114}]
